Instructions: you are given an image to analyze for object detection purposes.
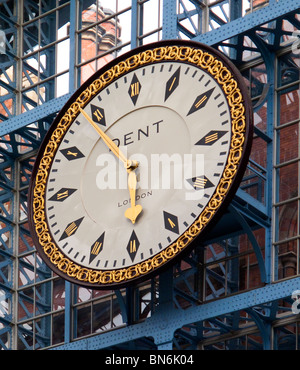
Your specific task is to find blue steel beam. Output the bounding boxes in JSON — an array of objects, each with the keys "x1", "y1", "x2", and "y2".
[
  {"x1": 131, "y1": 0, "x2": 138, "y2": 49},
  {"x1": 68, "y1": 0, "x2": 76, "y2": 92},
  {"x1": 64, "y1": 281, "x2": 72, "y2": 344},
  {"x1": 193, "y1": 0, "x2": 300, "y2": 46},
  {"x1": 0, "y1": 93, "x2": 72, "y2": 136},
  {"x1": 162, "y1": 0, "x2": 178, "y2": 39},
  {"x1": 52, "y1": 276, "x2": 300, "y2": 350}
]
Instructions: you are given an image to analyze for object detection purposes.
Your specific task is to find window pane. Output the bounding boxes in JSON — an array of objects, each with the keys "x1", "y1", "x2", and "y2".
[{"x1": 276, "y1": 162, "x2": 299, "y2": 202}]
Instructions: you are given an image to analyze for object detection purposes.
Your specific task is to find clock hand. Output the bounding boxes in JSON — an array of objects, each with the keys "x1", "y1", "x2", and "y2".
[
  {"x1": 79, "y1": 107, "x2": 142, "y2": 222},
  {"x1": 124, "y1": 169, "x2": 143, "y2": 224},
  {"x1": 79, "y1": 108, "x2": 138, "y2": 171}
]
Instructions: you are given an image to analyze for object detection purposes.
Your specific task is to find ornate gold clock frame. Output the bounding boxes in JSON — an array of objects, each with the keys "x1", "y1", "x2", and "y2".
[{"x1": 28, "y1": 40, "x2": 253, "y2": 289}]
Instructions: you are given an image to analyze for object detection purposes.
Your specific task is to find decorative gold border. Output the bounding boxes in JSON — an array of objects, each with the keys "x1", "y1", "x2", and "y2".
[{"x1": 32, "y1": 45, "x2": 246, "y2": 287}]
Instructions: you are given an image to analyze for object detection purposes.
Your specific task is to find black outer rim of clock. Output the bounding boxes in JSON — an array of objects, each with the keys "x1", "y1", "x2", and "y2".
[{"x1": 28, "y1": 39, "x2": 253, "y2": 290}]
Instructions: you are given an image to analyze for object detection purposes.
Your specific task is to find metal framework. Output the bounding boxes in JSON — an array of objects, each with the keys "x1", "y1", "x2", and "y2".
[{"x1": 0, "y1": 0, "x2": 300, "y2": 350}]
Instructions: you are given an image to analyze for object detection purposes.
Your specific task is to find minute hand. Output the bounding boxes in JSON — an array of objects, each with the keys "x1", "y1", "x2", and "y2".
[{"x1": 79, "y1": 107, "x2": 129, "y2": 166}]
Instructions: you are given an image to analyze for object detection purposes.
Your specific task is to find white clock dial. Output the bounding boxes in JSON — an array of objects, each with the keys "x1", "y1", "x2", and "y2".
[{"x1": 29, "y1": 41, "x2": 252, "y2": 288}]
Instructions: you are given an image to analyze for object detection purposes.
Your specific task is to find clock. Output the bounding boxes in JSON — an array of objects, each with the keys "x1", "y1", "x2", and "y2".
[{"x1": 28, "y1": 40, "x2": 253, "y2": 289}]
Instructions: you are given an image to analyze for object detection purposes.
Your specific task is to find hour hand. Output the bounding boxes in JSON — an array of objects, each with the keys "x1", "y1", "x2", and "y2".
[{"x1": 125, "y1": 170, "x2": 142, "y2": 224}]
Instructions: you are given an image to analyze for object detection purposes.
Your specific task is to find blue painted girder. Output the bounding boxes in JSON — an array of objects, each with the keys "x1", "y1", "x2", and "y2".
[{"x1": 52, "y1": 275, "x2": 300, "y2": 350}]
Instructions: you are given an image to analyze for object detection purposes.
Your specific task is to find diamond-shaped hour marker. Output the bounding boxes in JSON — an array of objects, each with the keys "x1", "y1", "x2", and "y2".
[
  {"x1": 128, "y1": 73, "x2": 141, "y2": 105},
  {"x1": 48, "y1": 187, "x2": 77, "y2": 202},
  {"x1": 164, "y1": 67, "x2": 180, "y2": 101},
  {"x1": 127, "y1": 230, "x2": 140, "y2": 262},
  {"x1": 163, "y1": 211, "x2": 179, "y2": 235},
  {"x1": 60, "y1": 146, "x2": 85, "y2": 161},
  {"x1": 187, "y1": 87, "x2": 215, "y2": 116},
  {"x1": 186, "y1": 176, "x2": 214, "y2": 191},
  {"x1": 195, "y1": 130, "x2": 228, "y2": 146},
  {"x1": 90, "y1": 104, "x2": 106, "y2": 126},
  {"x1": 59, "y1": 217, "x2": 84, "y2": 241},
  {"x1": 89, "y1": 232, "x2": 105, "y2": 264}
]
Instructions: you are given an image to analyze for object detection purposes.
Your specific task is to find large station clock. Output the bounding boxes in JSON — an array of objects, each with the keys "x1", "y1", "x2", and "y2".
[{"x1": 28, "y1": 40, "x2": 253, "y2": 289}]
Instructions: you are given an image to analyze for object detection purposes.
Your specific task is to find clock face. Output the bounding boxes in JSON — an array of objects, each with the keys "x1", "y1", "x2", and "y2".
[{"x1": 28, "y1": 40, "x2": 253, "y2": 289}]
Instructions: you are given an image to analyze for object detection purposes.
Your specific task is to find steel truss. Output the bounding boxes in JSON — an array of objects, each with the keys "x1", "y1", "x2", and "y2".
[{"x1": 0, "y1": 0, "x2": 300, "y2": 350}]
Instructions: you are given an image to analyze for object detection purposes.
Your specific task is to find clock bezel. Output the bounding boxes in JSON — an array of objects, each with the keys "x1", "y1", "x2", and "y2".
[{"x1": 28, "y1": 39, "x2": 253, "y2": 289}]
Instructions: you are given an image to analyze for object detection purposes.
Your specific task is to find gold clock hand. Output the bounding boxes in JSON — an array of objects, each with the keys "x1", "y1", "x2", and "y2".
[
  {"x1": 80, "y1": 107, "x2": 142, "y2": 222},
  {"x1": 125, "y1": 170, "x2": 143, "y2": 224},
  {"x1": 79, "y1": 107, "x2": 138, "y2": 170}
]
